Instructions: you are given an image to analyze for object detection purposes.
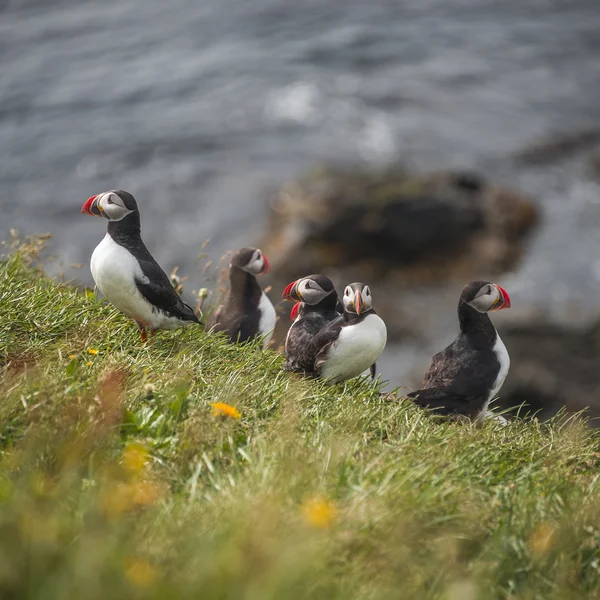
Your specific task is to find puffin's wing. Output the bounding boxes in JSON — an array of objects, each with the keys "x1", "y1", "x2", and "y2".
[
  {"x1": 134, "y1": 257, "x2": 199, "y2": 323},
  {"x1": 423, "y1": 343, "x2": 500, "y2": 398},
  {"x1": 422, "y1": 346, "x2": 460, "y2": 388},
  {"x1": 286, "y1": 314, "x2": 324, "y2": 353},
  {"x1": 284, "y1": 325, "x2": 309, "y2": 365},
  {"x1": 407, "y1": 387, "x2": 470, "y2": 416},
  {"x1": 308, "y1": 317, "x2": 345, "y2": 376}
]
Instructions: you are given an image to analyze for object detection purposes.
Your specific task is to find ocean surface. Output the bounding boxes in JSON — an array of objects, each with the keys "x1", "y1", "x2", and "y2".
[{"x1": 2, "y1": 0, "x2": 600, "y2": 387}]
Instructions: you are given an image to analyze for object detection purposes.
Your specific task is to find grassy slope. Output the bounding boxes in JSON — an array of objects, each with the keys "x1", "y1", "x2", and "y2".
[{"x1": 1, "y1": 239, "x2": 600, "y2": 600}]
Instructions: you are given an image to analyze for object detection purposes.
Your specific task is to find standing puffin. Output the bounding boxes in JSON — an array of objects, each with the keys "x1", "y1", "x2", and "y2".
[
  {"x1": 81, "y1": 190, "x2": 199, "y2": 341},
  {"x1": 206, "y1": 247, "x2": 276, "y2": 348},
  {"x1": 281, "y1": 274, "x2": 342, "y2": 372},
  {"x1": 407, "y1": 280, "x2": 511, "y2": 422},
  {"x1": 300, "y1": 282, "x2": 387, "y2": 384}
]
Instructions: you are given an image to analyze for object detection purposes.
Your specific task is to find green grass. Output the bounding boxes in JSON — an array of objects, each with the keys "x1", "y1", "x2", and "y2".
[{"x1": 1, "y1": 237, "x2": 600, "y2": 599}]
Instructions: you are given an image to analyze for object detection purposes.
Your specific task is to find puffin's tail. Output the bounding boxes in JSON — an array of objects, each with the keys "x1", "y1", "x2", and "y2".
[
  {"x1": 182, "y1": 302, "x2": 201, "y2": 324},
  {"x1": 406, "y1": 388, "x2": 467, "y2": 417}
]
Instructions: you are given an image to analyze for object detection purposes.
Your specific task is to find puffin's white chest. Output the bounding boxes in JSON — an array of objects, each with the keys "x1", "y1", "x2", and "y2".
[
  {"x1": 321, "y1": 314, "x2": 387, "y2": 384},
  {"x1": 90, "y1": 234, "x2": 182, "y2": 330},
  {"x1": 485, "y1": 333, "x2": 510, "y2": 407},
  {"x1": 257, "y1": 292, "x2": 276, "y2": 348}
]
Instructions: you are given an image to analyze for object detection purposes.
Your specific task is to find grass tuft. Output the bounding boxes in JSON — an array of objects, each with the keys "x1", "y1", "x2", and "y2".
[{"x1": 1, "y1": 238, "x2": 600, "y2": 599}]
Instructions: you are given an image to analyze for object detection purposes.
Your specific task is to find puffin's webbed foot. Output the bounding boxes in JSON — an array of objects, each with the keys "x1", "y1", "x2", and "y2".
[{"x1": 136, "y1": 321, "x2": 148, "y2": 343}]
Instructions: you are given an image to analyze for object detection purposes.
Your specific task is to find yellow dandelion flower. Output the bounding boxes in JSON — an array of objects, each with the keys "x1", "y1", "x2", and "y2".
[
  {"x1": 86, "y1": 361, "x2": 93, "y2": 367},
  {"x1": 210, "y1": 402, "x2": 241, "y2": 419},
  {"x1": 302, "y1": 497, "x2": 336, "y2": 529},
  {"x1": 122, "y1": 443, "x2": 149, "y2": 474},
  {"x1": 124, "y1": 558, "x2": 157, "y2": 587},
  {"x1": 87, "y1": 348, "x2": 99, "y2": 355},
  {"x1": 68, "y1": 354, "x2": 77, "y2": 360},
  {"x1": 132, "y1": 481, "x2": 161, "y2": 506}
]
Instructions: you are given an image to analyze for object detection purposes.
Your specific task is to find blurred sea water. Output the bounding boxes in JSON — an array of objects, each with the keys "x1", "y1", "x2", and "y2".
[{"x1": 2, "y1": 0, "x2": 600, "y2": 385}]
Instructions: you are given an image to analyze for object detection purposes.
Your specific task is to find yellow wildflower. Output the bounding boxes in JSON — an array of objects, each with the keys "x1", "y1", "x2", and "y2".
[
  {"x1": 302, "y1": 497, "x2": 336, "y2": 529},
  {"x1": 132, "y1": 481, "x2": 161, "y2": 506},
  {"x1": 87, "y1": 348, "x2": 99, "y2": 355},
  {"x1": 68, "y1": 354, "x2": 77, "y2": 360},
  {"x1": 124, "y1": 558, "x2": 157, "y2": 587},
  {"x1": 122, "y1": 443, "x2": 148, "y2": 474},
  {"x1": 210, "y1": 402, "x2": 241, "y2": 419},
  {"x1": 86, "y1": 361, "x2": 93, "y2": 367}
]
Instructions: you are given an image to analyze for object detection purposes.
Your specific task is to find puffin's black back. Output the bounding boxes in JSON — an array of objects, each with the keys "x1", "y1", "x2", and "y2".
[
  {"x1": 106, "y1": 191, "x2": 198, "y2": 323},
  {"x1": 206, "y1": 263, "x2": 263, "y2": 343}
]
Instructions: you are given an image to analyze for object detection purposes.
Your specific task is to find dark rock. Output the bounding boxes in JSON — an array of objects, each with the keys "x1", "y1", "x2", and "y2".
[
  {"x1": 450, "y1": 172, "x2": 485, "y2": 193},
  {"x1": 262, "y1": 163, "x2": 538, "y2": 285}
]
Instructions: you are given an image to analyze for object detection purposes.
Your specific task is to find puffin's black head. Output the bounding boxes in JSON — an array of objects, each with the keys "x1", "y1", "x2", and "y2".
[
  {"x1": 460, "y1": 280, "x2": 511, "y2": 313},
  {"x1": 230, "y1": 247, "x2": 270, "y2": 276},
  {"x1": 342, "y1": 282, "x2": 373, "y2": 316},
  {"x1": 282, "y1": 274, "x2": 336, "y2": 305},
  {"x1": 82, "y1": 190, "x2": 138, "y2": 221}
]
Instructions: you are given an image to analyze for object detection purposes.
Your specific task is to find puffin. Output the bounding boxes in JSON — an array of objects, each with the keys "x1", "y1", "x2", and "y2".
[
  {"x1": 81, "y1": 190, "x2": 199, "y2": 341},
  {"x1": 281, "y1": 274, "x2": 342, "y2": 372},
  {"x1": 407, "y1": 280, "x2": 511, "y2": 422},
  {"x1": 206, "y1": 247, "x2": 276, "y2": 348},
  {"x1": 300, "y1": 282, "x2": 387, "y2": 384}
]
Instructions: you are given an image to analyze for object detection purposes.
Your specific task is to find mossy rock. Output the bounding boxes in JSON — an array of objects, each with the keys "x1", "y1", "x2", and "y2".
[{"x1": 262, "y1": 162, "x2": 538, "y2": 284}]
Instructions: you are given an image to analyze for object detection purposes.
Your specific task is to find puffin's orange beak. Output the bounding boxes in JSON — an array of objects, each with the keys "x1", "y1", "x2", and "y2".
[
  {"x1": 282, "y1": 280, "x2": 300, "y2": 301},
  {"x1": 290, "y1": 302, "x2": 301, "y2": 320},
  {"x1": 354, "y1": 290, "x2": 363, "y2": 315},
  {"x1": 491, "y1": 284, "x2": 511, "y2": 311},
  {"x1": 81, "y1": 195, "x2": 101, "y2": 216},
  {"x1": 260, "y1": 255, "x2": 271, "y2": 275}
]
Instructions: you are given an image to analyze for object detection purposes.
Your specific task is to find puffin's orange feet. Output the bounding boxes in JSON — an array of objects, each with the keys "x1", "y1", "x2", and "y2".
[{"x1": 136, "y1": 321, "x2": 148, "y2": 342}]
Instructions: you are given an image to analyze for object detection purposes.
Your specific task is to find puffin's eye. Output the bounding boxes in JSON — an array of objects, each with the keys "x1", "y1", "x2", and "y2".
[
  {"x1": 345, "y1": 288, "x2": 351, "y2": 296},
  {"x1": 305, "y1": 282, "x2": 312, "y2": 289},
  {"x1": 365, "y1": 288, "x2": 371, "y2": 296},
  {"x1": 106, "y1": 196, "x2": 115, "y2": 205}
]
